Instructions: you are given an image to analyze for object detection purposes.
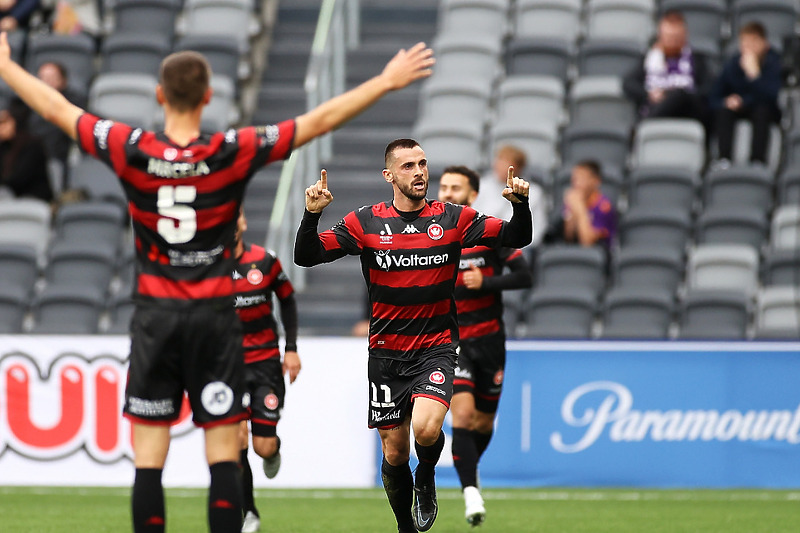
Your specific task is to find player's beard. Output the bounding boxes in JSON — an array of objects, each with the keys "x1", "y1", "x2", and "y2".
[{"x1": 397, "y1": 178, "x2": 428, "y2": 202}]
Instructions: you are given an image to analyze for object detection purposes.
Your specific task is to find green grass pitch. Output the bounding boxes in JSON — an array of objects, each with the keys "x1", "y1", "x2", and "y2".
[{"x1": 1, "y1": 486, "x2": 799, "y2": 532}]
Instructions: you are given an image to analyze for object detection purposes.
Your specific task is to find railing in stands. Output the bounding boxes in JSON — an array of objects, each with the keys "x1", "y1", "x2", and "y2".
[{"x1": 265, "y1": 0, "x2": 359, "y2": 291}]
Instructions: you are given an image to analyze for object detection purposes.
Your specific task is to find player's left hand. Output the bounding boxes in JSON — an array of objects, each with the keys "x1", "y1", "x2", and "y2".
[
  {"x1": 0, "y1": 32, "x2": 12, "y2": 71},
  {"x1": 501, "y1": 166, "x2": 529, "y2": 204},
  {"x1": 462, "y1": 263, "x2": 484, "y2": 290},
  {"x1": 283, "y1": 351, "x2": 301, "y2": 384}
]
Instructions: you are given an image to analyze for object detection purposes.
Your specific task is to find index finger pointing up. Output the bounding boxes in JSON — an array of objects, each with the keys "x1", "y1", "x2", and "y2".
[
  {"x1": 507, "y1": 166, "x2": 515, "y2": 188},
  {"x1": 320, "y1": 168, "x2": 327, "y2": 190}
]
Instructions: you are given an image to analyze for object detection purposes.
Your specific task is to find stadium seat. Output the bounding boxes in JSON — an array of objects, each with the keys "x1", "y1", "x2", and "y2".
[
  {"x1": 202, "y1": 76, "x2": 239, "y2": 132},
  {"x1": 560, "y1": 123, "x2": 630, "y2": 175},
  {"x1": 703, "y1": 165, "x2": 774, "y2": 213},
  {"x1": 438, "y1": 0, "x2": 511, "y2": 37},
  {"x1": 45, "y1": 242, "x2": 117, "y2": 294},
  {"x1": 536, "y1": 245, "x2": 607, "y2": 297},
  {"x1": 569, "y1": 75, "x2": 636, "y2": 129},
  {"x1": 631, "y1": 119, "x2": 706, "y2": 173},
  {"x1": 732, "y1": 0, "x2": 799, "y2": 50},
  {"x1": 524, "y1": 286, "x2": 597, "y2": 339},
  {"x1": 754, "y1": 287, "x2": 800, "y2": 339},
  {"x1": 69, "y1": 155, "x2": 127, "y2": 207},
  {"x1": 88, "y1": 73, "x2": 160, "y2": 130},
  {"x1": 601, "y1": 286, "x2": 675, "y2": 339},
  {"x1": 687, "y1": 244, "x2": 760, "y2": 296},
  {"x1": 496, "y1": 76, "x2": 565, "y2": 128},
  {"x1": 585, "y1": 0, "x2": 656, "y2": 47},
  {"x1": 678, "y1": 289, "x2": 750, "y2": 340},
  {"x1": 613, "y1": 245, "x2": 684, "y2": 295},
  {"x1": 418, "y1": 77, "x2": 494, "y2": 129},
  {"x1": 619, "y1": 207, "x2": 692, "y2": 251},
  {"x1": 770, "y1": 205, "x2": 800, "y2": 250},
  {"x1": 513, "y1": 0, "x2": 583, "y2": 44},
  {"x1": 413, "y1": 118, "x2": 485, "y2": 178},
  {"x1": 763, "y1": 248, "x2": 800, "y2": 286},
  {"x1": 0, "y1": 244, "x2": 38, "y2": 295},
  {"x1": 113, "y1": 0, "x2": 181, "y2": 41},
  {"x1": 490, "y1": 120, "x2": 559, "y2": 173},
  {"x1": 430, "y1": 33, "x2": 503, "y2": 82},
  {"x1": 180, "y1": 0, "x2": 259, "y2": 53},
  {"x1": 627, "y1": 166, "x2": 699, "y2": 212},
  {"x1": 175, "y1": 35, "x2": 243, "y2": 85},
  {"x1": 577, "y1": 39, "x2": 646, "y2": 78},
  {"x1": 105, "y1": 295, "x2": 135, "y2": 334},
  {"x1": 26, "y1": 32, "x2": 96, "y2": 96},
  {"x1": 0, "y1": 198, "x2": 52, "y2": 258},
  {"x1": 695, "y1": 206, "x2": 768, "y2": 249},
  {"x1": 659, "y1": 0, "x2": 727, "y2": 52},
  {"x1": 100, "y1": 33, "x2": 172, "y2": 75},
  {"x1": 53, "y1": 201, "x2": 127, "y2": 250},
  {"x1": 30, "y1": 285, "x2": 105, "y2": 334},
  {"x1": 783, "y1": 129, "x2": 800, "y2": 168},
  {"x1": 0, "y1": 283, "x2": 28, "y2": 333},
  {"x1": 732, "y1": 121, "x2": 782, "y2": 172},
  {"x1": 505, "y1": 38, "x2": 572, "y2": 81}
]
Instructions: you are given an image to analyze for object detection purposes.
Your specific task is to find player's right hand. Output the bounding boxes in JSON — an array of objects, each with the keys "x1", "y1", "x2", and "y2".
[
  {"x1": 0, "y1": 32, "x2": 12, "y2": 71},
  {"x1": 305, "y1": 169, "x2": 333, "y2": 213},
  {"x1": 380, "y1": 42, "x2": 435, "y2": 90}
]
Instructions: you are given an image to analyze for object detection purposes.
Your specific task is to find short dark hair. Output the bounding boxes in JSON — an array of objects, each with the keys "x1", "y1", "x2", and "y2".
[
  {"x1": 660, "y1": 9, "x2": 686, "y2": 25},
  {"x1": 39, "y1": 61, "x2": 68, "y2": 82},
  {"x1": 158, "y1": 51, "x2": 211, "y2": 112},
  {"x1": 441, "y1": 165, "x2": 481, "y2": 193},
  {"x1": 740, "y1": 21, "x2": 767, "y2": 40},
  {"x1": 575, "y1": 160, "x2": 602, "y2": 179},
  {"x1": 384, "y1": 138, "x2": 420, "y2": 168}
]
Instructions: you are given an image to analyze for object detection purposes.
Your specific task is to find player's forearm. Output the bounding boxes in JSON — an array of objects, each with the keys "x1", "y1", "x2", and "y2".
[
  {"x1": 481, "y1": 258, "x2": 533, "y2": 292},
  {"x1": 0, "y1": 59, "x2": 82, "y2": 139},
  {"x1": 294, "y1": 209, "x2": 327, "y2": 267},
  {"x1": 278, "y1": 295, "x2": 298, "y2": 352},
  {"x1": 501, "y1": 201, "x2": 533, "y2": 248}
]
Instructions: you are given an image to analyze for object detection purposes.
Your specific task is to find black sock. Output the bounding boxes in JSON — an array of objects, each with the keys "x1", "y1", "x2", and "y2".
[
  {"x1": 239, "y1": 449, "x2": 258, "y2": 517},
  {"x1": 132, "y1": 468, "x2": 165, "y2": 533},
  {"x1": 474, "y1": 429, "x2": 493, "y2": 459},
  {"x1": 381, "y1": 458, "x2": 415, "y2": 532},
  {"x1": 452, "y1": 427, "x2": 479, "y2": 489},
  {"x1": 414, "y1": 430, "x2": 445, "y2": 487},
  {"x1": 208, "y1": 461, "x2": 242, "y2": 533}
]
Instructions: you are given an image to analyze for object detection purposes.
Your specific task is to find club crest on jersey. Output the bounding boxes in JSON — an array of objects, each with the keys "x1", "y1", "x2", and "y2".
[
  {"x1": 247, "y1": 268, "x2": 264, "y2": 285},
  {"x1": 429, "y1": 371, "x2": 446, "y2": 385},
  {"x1": 164, "y1": 147, "x2": 178, "y2": 161},
  {"x1": 427, "y1": 223, "x2": 444, "y2": 240},
  {"x1": 494, "y1": 370, "x2": 504, "y2": 386},
  {"x1": 264, "y1": 393, "x2": 279, "y2": 410}
]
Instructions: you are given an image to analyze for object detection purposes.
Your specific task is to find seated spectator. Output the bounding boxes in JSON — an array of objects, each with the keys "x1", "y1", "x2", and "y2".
[
  {"x1": 29, "y1": 61, "x2": 84, "y2": 165},
  {"x1": 0, "y1": 0, "x2": 40, "y2": 31},
  {"x1": 546, "y1": 161, "x2": 616, "y2": 250},
  {"x1": 472, "y1": 144, "x2": 547, "y2": 247},
  {"x1": 0, "y1": 97, "x2": 51, "y2": 201},
  {"x1": 709, "y1": 21, "x2": 781, "y2": 168},
  {"x1": 623, "y1": 10, "x2": 711, "y2": 125}
]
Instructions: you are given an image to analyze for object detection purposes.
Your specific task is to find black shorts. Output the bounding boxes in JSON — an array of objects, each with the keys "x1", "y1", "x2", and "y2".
[
  {"x1": 454, "y1": 332, "x2": 506, "y2": 413},
  {"x1": 123, "y1": 303, "x2": 247, "y2": 427},
  {"x1": 244, "y1": 357, "x2": 285, "y2": 437},
  {"x1": 367, "y1": 347, "x2": 456, "y2": 429}
]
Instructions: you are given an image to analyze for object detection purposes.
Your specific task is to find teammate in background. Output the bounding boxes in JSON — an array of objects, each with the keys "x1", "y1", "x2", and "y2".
[
  {"x1": 295, "y1": 139, "x2": 532, "y2": 532},
  {"x1": 232, "y1": 209, "x2": 300, "y2": 533},
  {"x1": 0, "y1": 30, "x2": 433, "y2": 533},
  {"x1": 438, "y1": 166, "x2": 533, "y2": 526}
]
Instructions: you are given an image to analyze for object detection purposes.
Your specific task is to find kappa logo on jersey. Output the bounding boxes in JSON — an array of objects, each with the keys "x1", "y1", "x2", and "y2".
[
  {"x1": 493, "y1": 370, "x2": 504, "y2": 386},
  {"x1": 429, "y1": 371, "x2": 446, "y2": 385},
  {"x1": 401, "y1": 224, "x2": 420, "y2": 234},
  {"x1": 200, "y1": 382, "x2": 234, "y2": 416},
  {"x1": 427, "y1": 223, "x2": 444, "y2": 240},
  {"x1": 164, "y1": 148, "x2": 178, "y2": 161},
  {"x1": 247, "y1": 268, "x2": 264, "y2": 285},
  {"x1": 264, "y1": 393, "x2": 279, "y2": 410},
  {"x1": 128, "y1": 128, "x2": 143, "y2": 145}
]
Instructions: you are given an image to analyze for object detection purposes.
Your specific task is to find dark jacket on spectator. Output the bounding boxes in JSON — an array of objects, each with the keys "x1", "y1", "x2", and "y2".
[
  {"x1": 1, "y1": 0, "x2": 40, "y2": 27},
  {"x1": 709, "y1": 48, "x2": 782, "y2": 114}
]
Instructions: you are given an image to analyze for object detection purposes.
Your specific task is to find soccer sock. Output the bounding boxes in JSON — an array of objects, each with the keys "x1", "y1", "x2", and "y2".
[
  {"x1": 414, "y1": 430, "x2": 445, "y2": 487},
  {"x1": 474, "y1": 429, "x2": 494, "y2": 460},
  {"x1": 452, "y1": 427, "x2": 479, "y2": 489},
  {"x1": 239, "y1": 449, "x2": 258, "y2": 517},
  {"x1": 381, "y1": 458, "x2": 416, "y2": 532},
  {"x1": 208, "y1": 461, "x2": 242, "y2": 533},
  {"x1": 132, "y1": 468, "x2": 165, "y2": 533}
]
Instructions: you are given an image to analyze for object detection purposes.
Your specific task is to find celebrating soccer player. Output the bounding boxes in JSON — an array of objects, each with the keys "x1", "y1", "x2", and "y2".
[
  {"x1": 438, "y1": 166, "x2": 533, "y2": 526},
  {"x1": 294, "y1": 140, "x2": 533, "y2": 532}
]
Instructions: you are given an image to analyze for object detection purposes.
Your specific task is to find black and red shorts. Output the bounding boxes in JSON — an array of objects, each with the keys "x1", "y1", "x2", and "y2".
[
  {"x1": 124, "y1": 303, "x2": 247, "y2": 427},
  {"x1": 454, "y1": 332, "x2": 506, "y2": 413},
  {"x1": 244, "y1": 357, "x2": 285, "y2": 437}
]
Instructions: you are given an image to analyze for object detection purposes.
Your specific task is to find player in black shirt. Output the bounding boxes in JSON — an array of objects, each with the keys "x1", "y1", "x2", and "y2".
[
  {"x1": 294, "y1": 139, "x2": 532, "y2": 532},
  {"x1": 0, "y1": 31, "x2": 433, "y2": 533},
  {"x1": 438, "y1": 166, "x2": 532, "y2": 526}
]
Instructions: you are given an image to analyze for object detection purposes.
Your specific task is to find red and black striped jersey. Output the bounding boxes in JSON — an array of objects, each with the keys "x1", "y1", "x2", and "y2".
[
  {"x1": 233, "y1": 244, "x2": 295, "y2": 364},
  {"x1": 76, "y1": 113, "x2": 295, "y2": 307},
  {"x1": 308, "y1": 200, "x2": 510, "y2": 360},
  {"x1": 455, "y1": 246, "x2": 525, "y2": 340}
]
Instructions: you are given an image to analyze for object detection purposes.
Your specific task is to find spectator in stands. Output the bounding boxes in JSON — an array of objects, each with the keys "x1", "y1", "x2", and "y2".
[
  {"x1": 0, "y1": 97, "x2": 51, "y2": 201},
  {"x1": 623, "y1": 10, "x2": 711, "y2": 126},
  {"x1": 546, "y1": 160, "x2": 616, "y2": 250},
  {"x1": 0, "y1": 0, "x2": 40, "y2": 31},
  {"x1": 29, "y1": 61, "x2": 83, "y2": 166},
  {"x1": 472, "y1": 145, "x2": 547, "y2": 247},
  {"x1": 709, "y1": 21, "x2": 782, "y2": 168}
]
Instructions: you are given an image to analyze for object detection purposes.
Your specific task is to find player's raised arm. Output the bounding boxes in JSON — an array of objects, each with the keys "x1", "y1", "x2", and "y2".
[
  {"x1": 304, "y1": 169, "x2": 334, "y2": 213},
  {"x1": 499, "y1": 166, "x2": 533, "y2": 248},
  {"x1": 0, "y1": 32, "x2": 83, "y2": 139},
  {"x1": 293, "y1": 42, "x2": 434, "y2": 148}
]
